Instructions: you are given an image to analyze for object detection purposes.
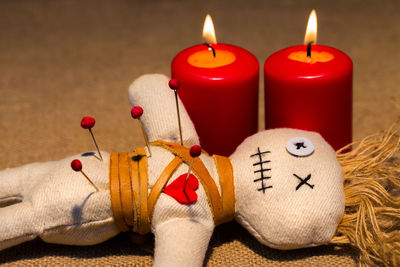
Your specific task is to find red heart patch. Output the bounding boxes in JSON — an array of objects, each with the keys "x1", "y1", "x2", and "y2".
[{"x1": 163, "y1": 173, "x2": 199, "y2": 204}]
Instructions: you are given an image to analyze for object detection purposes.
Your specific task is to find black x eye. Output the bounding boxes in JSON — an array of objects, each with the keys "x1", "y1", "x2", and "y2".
[
  {"x1": 286, "y1": 137, "x2": 314, "y2": 157},
  {"x1": 294, "y1": 174, "x2": 314, "y2": 190}
]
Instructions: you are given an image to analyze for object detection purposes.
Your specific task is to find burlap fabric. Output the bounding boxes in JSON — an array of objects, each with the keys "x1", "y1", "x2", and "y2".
[
  {"x1": 0, "y1": 223, "x2": 359, "y2": 266},
  {"x1": 0, "y1": 0, "x2": 399, "y2": 265}
]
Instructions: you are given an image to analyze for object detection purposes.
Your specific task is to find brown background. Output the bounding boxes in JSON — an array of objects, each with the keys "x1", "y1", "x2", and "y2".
[{"x1": 0, "y1": 0, "x2": 399, "y2": 265}]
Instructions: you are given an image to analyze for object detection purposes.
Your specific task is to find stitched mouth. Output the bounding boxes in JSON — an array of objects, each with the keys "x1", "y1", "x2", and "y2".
[{"x1": 250, "y1": 147, "x2": 272, "y2": 193}]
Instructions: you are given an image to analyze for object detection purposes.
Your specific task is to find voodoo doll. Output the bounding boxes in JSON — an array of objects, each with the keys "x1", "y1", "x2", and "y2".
[{"x1": 0, "y1": 74, "x2": 398, "y2": 266}]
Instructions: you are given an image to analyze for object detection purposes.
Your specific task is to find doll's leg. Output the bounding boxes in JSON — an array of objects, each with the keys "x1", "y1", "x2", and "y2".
[
  {"x1": 0, "y1": 201, "x2": 39, "y2": 251},
  {"x1": 153, "y1": 219, "x2": 214, "y2": 267},
  {"x1": 0, "y1": 156, "x2": 118, "y2": 250},
  {"x1": 128, "y1": 74, "x2": 200, "y2": 146}
]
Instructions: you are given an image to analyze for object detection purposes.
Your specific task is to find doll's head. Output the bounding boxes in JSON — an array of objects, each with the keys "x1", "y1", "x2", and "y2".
[{"x1": 231, "y1": 128, "x2": 345, "y2": 250}]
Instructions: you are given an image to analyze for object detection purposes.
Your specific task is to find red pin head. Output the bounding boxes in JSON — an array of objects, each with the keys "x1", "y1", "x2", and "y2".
[
  {"x1": 185, "y1": 145, "x2": 202, "y2": 185},
  {"x1": 70, "y1": 159, "x2": 100, "y2": 192},
  {"x1": 71, "y1": 159, "x2": 82, "y2": 172},
  {"x1": 190, "y1": 145, "x2": 202, "y2": 157},
  {"x1": 168, "y1": 78, "x2": 180, "y2": 90},
  {"x1": 81, "y1": 116, "x2": 95, "y2": 129},
  {"x1": 131, "y1": 106, "x2": 151, "y2": 157},
  {"x1": 131, "y1": 106, "x2": 143, "y2": 119}
]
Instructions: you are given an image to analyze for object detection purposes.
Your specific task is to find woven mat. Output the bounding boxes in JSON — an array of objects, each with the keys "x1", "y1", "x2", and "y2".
[
  {"x1": 0, "y1": 222, "x2": 358, "y2": 266},
  {"x1": 0, "y1": 0, "x2": 399, "y2": 265}
]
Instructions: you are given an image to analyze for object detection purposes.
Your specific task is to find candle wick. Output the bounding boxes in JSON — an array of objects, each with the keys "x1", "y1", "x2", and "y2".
[
  {"x1": 203, "y1": 42, "x2": 216, "y2": 58},
  {"x1": 307, "y1": 42, "x2": 312, "y2": 58}
]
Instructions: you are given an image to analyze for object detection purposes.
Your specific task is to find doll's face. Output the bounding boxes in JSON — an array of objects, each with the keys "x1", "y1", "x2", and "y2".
[{"x1": 231, "y1": 129, "x2": 345, "y2": 250}]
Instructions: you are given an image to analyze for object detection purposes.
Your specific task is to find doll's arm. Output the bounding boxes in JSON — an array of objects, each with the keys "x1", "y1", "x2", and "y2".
[
  {"x1": 153, "y1": 218, "x2": 214, "y2": 267},
  {"x1": 128, "y1": 74, "x2": 199, "y2": 146}
]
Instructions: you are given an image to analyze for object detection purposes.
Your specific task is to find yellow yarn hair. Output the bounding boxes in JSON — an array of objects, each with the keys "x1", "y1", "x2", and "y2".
[{"x1": 331, "y1": 121, "x2": 400, "y2": 266}]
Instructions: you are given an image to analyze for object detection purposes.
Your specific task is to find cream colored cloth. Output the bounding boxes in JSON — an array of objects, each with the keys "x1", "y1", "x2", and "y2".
[
  {"x1": 128, "y1": 74, "x2": 200, "y2": 147},
  {"x1": 0, "y1": 152, "x2": 119, "y2": 250},
  {"x1": 0, "y1": 74, "x2": 345, "y2": 267},
  {"x1": 232, "y1": 128, "x2": 345, "y2": 250}
]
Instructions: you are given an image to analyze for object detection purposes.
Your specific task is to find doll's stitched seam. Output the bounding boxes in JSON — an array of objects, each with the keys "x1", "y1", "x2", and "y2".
[
  {"x1": 48, "y1": 217, "x2": 115, "y2": 230},
  {"x1": 253, "y1": 160, "x2": 270, "y2": 166},
  {"x1": 1, "y1": 217, "x2": 115, "y2": 244},
  {"x1": 1, "y1": 233, "x2": 36, "y2": 245},
  {"x1": 250, "y1": 147, "x2": 272, "y2": 193}
]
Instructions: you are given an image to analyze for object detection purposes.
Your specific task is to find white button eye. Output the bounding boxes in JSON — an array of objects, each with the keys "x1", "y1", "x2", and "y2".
[{"x1": 286, "y1": 137, "x2": 314, "y2": 157}]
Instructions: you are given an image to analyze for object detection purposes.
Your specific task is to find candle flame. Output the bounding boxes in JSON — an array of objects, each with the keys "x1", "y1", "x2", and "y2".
[
  {"x1": 304, "y1": 9, "x2": 317, "y2": 45},
  {"x1": 202, "y1": 14, "x2": 217, "y2": 44}
]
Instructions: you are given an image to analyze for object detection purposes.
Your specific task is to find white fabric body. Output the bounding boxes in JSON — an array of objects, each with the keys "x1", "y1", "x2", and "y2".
[
  {"x1": 0, "y1": 148, "x2": 218, "y2": 267},
  {"x1": 0, "y1": 73, "x2": 345, "y2": 267},
  {"x1": 128, "y1": 73, "x2": 199, "y2": 147},
  {"x1": 147, "y1": 147, "x2": 216, "y2": 267},
  {"x1": 0, "y1": 151, "x2": 119, "y2": 250}
]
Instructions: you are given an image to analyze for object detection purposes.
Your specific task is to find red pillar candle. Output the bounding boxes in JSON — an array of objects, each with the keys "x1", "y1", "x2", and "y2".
[
  {"x1": 171, "y1": 15, "x2": 259, "y2": 156},
  {"x1": 264, "y1": 10, "x2": 352, "y2": 151}
]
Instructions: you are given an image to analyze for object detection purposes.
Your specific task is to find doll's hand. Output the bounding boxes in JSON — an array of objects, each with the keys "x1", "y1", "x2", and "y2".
[
  {"x1": 0, "y1": 152, "x2": 119, "y2": 251},
  {"x1": 128, "y1": 74, "x2": 199, "y2": 146}
]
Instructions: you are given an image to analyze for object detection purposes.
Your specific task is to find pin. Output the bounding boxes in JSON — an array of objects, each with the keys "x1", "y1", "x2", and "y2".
[
  {"x1": 185, "y1": 145, "x2": 202, "y2": 181},
  {"x1": 81, "y1": 116, "x2": 103, "y2": 161},
  {"x1": 182, "y1": 145, "x2": 202, "y2": 199},
  {"x1": 71, "y1": 159, "x2": 100, "y2": 192},
  {"x1": 168, "y1": 78, "x2": 183, "y2": 145},
  {"x1": 131, "y1": 106, "x2": 152, "y2": 157}
]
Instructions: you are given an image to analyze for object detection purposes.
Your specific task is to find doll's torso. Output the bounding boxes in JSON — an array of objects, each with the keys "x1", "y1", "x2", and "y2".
[{"x1": 147, "y1": 146, "x2": 219, "y2": 231}]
